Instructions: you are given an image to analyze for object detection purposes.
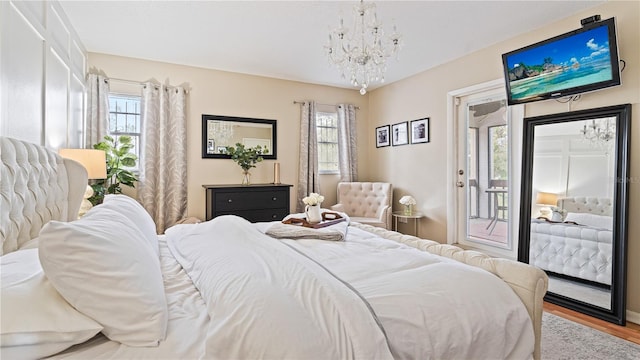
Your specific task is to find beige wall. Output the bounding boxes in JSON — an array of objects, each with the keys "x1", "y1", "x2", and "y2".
[
  {"x1": 367, "y1": 1, "x2": 639, "y2": 314},
  {"x1": 88, "y1": 53, "x2": 370, "y2": 220}
]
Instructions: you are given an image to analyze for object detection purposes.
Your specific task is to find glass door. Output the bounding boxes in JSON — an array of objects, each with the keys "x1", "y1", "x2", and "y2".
[{"x1": 448, "y1": 79, "x2": 523, "y2": 259}]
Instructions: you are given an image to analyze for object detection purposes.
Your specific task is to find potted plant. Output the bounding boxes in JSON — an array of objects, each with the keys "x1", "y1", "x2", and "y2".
[
  {"x1": 89, "y1": 135, "x2": 139, "y2": 205},
  {"x1": 224, "y1": 143, "x2": 265, "y2": 185}
]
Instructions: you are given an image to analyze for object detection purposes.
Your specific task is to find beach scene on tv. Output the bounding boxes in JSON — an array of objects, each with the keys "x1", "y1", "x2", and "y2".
[{"x1": 506, "y1": 25, "x2": 614, "y2": 101}]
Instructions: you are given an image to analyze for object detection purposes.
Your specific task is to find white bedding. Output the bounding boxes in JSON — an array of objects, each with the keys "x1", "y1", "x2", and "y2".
[
  {"x1": 54, "y1": 215, "x2": 533, "y2": 359},
  {"x1": 258, "y1": 223, "x2": 534, "y2": 359}
]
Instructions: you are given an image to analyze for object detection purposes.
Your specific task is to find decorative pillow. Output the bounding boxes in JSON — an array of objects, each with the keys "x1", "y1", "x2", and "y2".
[
  {"x1": 102, "y1": 194, "x2": 159, "y2": 254},
  {"x1": 38, "y1": 204, "x2": 168, "y2": 347},
  {"x1": 564, "y1": 212, "x2": 613, "y2": 230},
  {"x1": 1, "y1": 249, "x2": 103, "y2": 359}
]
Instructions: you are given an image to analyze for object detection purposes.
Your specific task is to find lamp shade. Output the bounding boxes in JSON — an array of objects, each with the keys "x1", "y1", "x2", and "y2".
[
  {"x1": 59, "y1": 149, "x2": 107, "y2": 179},
  {"x1": 535, "y1": 191, "x2": 558, "y2": 206}
]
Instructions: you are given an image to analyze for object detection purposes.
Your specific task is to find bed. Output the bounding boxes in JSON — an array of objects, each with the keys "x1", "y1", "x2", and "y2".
[
  {"x1": 529, "y1": 197, "x2": 613, "y2": 286},
  {"x1": 0, "y1": 136, "x2": 548, "y2": 359}
]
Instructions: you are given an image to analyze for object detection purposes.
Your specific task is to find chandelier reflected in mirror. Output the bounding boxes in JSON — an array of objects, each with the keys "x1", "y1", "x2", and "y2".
[
  {"x1": 208, "y1": 121, "x2": 234, "y2": 146},
  {"x1": 325, "y1": 0, "x2": 402, "y2": 95},
  {"x1": 580, "y1": 117, "x2": 616, "y2": 151}
]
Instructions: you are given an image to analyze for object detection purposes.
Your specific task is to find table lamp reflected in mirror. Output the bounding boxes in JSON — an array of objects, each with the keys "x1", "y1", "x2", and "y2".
[
  {"x1": 535, "y1": 191, "x2": 558, "y2": 219},
  {"x1": 59, "y1": 149, "x2": 107, "y2": 217}
]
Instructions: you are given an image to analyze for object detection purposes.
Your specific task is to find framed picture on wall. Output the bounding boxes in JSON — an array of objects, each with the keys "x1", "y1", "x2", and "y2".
[
  {"x1": 391, "y1": 121, "x2": 409, "y2": 146},
  {"x1": 376, "y1": 125, "x2": 391, "y2": 148},
  {"x1": 410, "y1": 118, "x2": 430, "y2": 144}
]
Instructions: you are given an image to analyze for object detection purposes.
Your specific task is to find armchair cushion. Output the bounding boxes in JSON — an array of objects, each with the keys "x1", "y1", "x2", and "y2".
[{"x1": 331, "y1": 182, "x2": 392, "y2": 229}]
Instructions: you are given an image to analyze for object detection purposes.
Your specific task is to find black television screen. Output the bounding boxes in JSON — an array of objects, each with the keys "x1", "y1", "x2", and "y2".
[{"x1": 502, "y1": 17, "x2": 620, "y2": 105}]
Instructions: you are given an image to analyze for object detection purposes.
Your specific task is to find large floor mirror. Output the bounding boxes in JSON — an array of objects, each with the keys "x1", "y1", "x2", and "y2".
[{"x1": 518, "y1": 104, "x2": 631, "y2": 325}]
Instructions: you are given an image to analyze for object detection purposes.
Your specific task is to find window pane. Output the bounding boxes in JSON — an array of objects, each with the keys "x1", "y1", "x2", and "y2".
[{"x1": 107, "y1": 94, "x2": 142, "y2": 171}]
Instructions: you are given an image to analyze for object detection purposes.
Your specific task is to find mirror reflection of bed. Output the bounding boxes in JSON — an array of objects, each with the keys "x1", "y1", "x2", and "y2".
[
  {"x1": 519, "y1": 104, "x2": 631, "y2": 325},
  {"x1": 531, "y1": 197, "x2": 613, "y2": 309}
]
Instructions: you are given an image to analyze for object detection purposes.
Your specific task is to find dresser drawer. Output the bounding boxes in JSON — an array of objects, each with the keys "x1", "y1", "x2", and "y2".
[
  {"x1": 214, "y1": 189, "x2": 288, "y2": 211},
  {"x1": 203, "y1": 184, "x2": 292, "y2": 222},
  {"x1": 214, "y1": 208, "x2": 290, "y2": 223}
]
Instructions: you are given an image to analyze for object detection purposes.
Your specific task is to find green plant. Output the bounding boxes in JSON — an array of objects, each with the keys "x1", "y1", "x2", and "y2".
[
  {"x1": 88, "y1": 135, "x2": 139, "y2": 205},
  {"x1": 224, "y1": 143, "x2": 265, "y2": 171}
]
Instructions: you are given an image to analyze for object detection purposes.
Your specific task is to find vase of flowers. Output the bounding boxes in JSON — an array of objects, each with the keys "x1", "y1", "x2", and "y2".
[
  {"x1": 302, "y1": 192, "x2": 324, "y2": 224},
  {"x1": 224, "y1": 143, "x2": 265, "y2": 185},
  {"x1": 399, "y1": 195, "x2": 417, "y2": 215}
]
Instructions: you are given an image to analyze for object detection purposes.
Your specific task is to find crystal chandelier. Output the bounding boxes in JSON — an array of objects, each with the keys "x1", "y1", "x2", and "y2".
[
  {"x1": 209, "y1": 121, "x2": 234, "y2": 145},
  {"x1": 325, "y1": 0, "x2": 402, "y2": 95},
  {"x1": 580, "y1": 118, "x2": 616, "y2": 151}
]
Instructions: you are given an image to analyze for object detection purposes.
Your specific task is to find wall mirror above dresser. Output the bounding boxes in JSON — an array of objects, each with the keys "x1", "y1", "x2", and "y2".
[
  {"x1": 202, "y1": 114, "x2": 277, "y2": 159},
  {"x1": 518, "y1": 104, "x2": 631, "y2": 325}
]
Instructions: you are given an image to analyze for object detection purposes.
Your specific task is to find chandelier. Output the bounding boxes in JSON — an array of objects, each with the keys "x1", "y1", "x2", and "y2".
[
  {"x1": 209, "y1": 121, "x2": 234, "y2": 146},
  {"x1": 580, "y1": 118, "x2": 615, "y2": 151},
  {"x1": 325, "y1": 0, "x2": 402, "y2": 95}
]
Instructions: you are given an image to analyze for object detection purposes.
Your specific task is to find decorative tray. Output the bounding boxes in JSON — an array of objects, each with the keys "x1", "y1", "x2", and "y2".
[{"x1": 282, "y1": 212, "x2": 346, "y2": 229}]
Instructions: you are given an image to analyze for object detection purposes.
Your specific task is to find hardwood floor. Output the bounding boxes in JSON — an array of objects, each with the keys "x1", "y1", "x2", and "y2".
[{"x1": 544, "y1": 302, "x2": 640, "y2": 345}]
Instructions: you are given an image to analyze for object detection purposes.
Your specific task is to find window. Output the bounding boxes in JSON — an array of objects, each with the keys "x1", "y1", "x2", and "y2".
[
  {"x1": 108, "y1": 94, "x2": 141, "y2": 171},
  {"x1": 316, "y1": 111, "x2": 339, "y2": 174},
  {"x1": 488, "y1": 125, "x2": 508, "y2": 180}
]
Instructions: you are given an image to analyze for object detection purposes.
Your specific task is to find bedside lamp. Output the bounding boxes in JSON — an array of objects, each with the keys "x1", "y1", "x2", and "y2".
[
  {"x1": 535, "y1": 191, "x2": 558, "y2": 219},
  {"x1": 59, "y1": 149, "x2": 107, "y2": 217}
]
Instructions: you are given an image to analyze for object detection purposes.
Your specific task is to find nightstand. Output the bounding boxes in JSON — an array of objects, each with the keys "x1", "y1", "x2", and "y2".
[{"x1": 392, "y1": 211, "x2": 424, "y2": 237}]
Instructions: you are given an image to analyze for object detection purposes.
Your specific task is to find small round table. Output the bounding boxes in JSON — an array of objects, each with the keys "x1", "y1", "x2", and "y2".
[{"x1": 392, "y1": 211, "x2": 424, "y2": 237}]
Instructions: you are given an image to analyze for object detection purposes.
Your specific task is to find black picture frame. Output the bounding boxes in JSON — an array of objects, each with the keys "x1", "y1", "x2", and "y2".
[
  {"x1": 202, "y1": 114, "x2": 277, "y2": 159},
  {"x1": 391, "y1": 121, "x2": 409, "y2": 146},
  {"x1": 410, "y1": 118, "x2": 430, "y2": 144},
  {"x1": 375, "y1": 125, "x2": 390, "y2": 148}
]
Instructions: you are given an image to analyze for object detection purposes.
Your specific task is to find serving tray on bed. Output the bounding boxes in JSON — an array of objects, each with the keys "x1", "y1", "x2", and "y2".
[{"x1": 282, "y1": 212, "x2": 346, "y2": 228}]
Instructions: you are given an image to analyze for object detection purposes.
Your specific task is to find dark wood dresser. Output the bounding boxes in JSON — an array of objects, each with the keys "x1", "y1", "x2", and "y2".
[{"x1": 202, "y1": 184, "x2": 293, "y2": 222}]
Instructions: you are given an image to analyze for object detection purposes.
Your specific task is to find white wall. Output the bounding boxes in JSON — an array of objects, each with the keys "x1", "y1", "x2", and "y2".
[{"x1": 0, "y1": 0, "x2": 86, "y2": 149}]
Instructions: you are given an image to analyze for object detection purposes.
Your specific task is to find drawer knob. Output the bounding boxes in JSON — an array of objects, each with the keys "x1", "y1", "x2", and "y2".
[
  {"x1": 228, "y1": 199, "x2": 233, "y2": 203},
  {"x1": 272, "y1": 214, "x2": 278, "y2": 219},
  {"x1": 272, "y1": 197, "x2": 277, "y2": 201}
]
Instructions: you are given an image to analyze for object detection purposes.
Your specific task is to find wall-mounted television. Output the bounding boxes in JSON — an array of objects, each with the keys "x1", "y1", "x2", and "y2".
[{"x1": 502, "y1": 17, "x2": 621, "y2": 105}]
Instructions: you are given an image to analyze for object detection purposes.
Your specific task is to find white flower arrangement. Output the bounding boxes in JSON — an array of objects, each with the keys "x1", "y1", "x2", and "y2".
[
  {"x1": 399, "y1": 195, "x2": 416, "y2": 206},
  {"x1": 302, "y1": 192, "x2": 325, "y2": 206}
]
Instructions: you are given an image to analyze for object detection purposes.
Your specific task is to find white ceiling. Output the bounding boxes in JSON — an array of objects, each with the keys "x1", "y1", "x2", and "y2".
[{"x1": 59, "y1": 0, "x2": 604, "y2": 91}]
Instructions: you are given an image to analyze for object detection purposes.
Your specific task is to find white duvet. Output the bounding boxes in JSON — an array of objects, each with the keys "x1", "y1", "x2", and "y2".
[{"x1": 54, "y1": 215, "x2": 533, "y2": 359}]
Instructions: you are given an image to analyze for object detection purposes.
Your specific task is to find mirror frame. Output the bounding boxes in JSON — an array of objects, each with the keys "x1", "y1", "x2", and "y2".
[
  {"x1": 201, "y1": 114, "x2": 277, "y2": 159},
  {"x1": 518, "y1": 104, "x2": 631, "y2": 325}
]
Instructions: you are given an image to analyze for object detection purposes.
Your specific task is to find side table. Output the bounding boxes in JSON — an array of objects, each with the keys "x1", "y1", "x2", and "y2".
[{"x1": 392, "y1": 211, "x2": 424, "y2": 237}]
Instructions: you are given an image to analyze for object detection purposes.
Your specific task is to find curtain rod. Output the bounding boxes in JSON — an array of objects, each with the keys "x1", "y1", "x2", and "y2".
[
  {"x1": 106, "y1": 77, "x2": 188, "y2": 93},
  {"x1": 107, "y1": 77, "x2": 144, "y2": 86},
  {"x1": 293, "y1": 101, "x2": 360, "y2": 110}
]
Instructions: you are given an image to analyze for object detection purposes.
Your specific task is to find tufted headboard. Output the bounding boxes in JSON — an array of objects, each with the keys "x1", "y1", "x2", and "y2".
[
  {"x1": 558, "y1": 197, "x2": 613, "y2": 217},
  {"x1": 0, "y1": 137, "x2": 87, "y2": 255}
]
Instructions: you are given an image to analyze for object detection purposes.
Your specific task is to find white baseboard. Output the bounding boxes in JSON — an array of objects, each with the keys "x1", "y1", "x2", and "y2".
[{"x1": 627, "y1": 309, "x2": 640, "y2": 325}]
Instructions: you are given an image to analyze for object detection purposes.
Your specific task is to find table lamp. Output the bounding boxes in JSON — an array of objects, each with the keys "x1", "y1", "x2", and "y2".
[
  {"x1": 59, "y1": 149, "x2": 107, "y2": 217},
  {"x1": 535, "y1": 191, "x2": 558, "y2": 219}
]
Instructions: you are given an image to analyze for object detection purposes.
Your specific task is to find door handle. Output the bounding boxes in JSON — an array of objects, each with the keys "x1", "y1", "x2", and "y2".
[{"x1": 456, "y1": 181, "x2": 465, "y2": 188}]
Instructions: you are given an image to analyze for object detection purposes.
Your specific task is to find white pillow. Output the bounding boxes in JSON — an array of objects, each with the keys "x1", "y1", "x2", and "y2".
[
  {"x1": 38, "y1": 205, "x2": 168, "y2": 347},
  {"x1": 1, "y1": 249, "x2": 103, "y2": 359},
  {"x1": 564, "y1": 212, "x2": 613, "y2": 230},
  {"x1": 103, "y1": 194, "x2": 159, "y2": 254}
]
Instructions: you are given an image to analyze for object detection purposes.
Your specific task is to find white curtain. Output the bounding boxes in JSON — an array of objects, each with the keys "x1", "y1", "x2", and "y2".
[
  {"x1": 297, "y1": 101, "x2": 319, "y2": 212},
  {"x1": 337, "y1": 104, "x2": 358, "y2": 182},
  {"x1": 85, "y1": 73, "x2": 110, "y2": 147},
  {"x1": 138, "y1": 82, "x2": 188, "y2": 233}
]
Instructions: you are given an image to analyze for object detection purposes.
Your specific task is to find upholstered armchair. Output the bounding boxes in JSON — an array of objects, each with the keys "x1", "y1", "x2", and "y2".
[{"x1": 331, "y1": 182, "x2": 393, "y2": 230}]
